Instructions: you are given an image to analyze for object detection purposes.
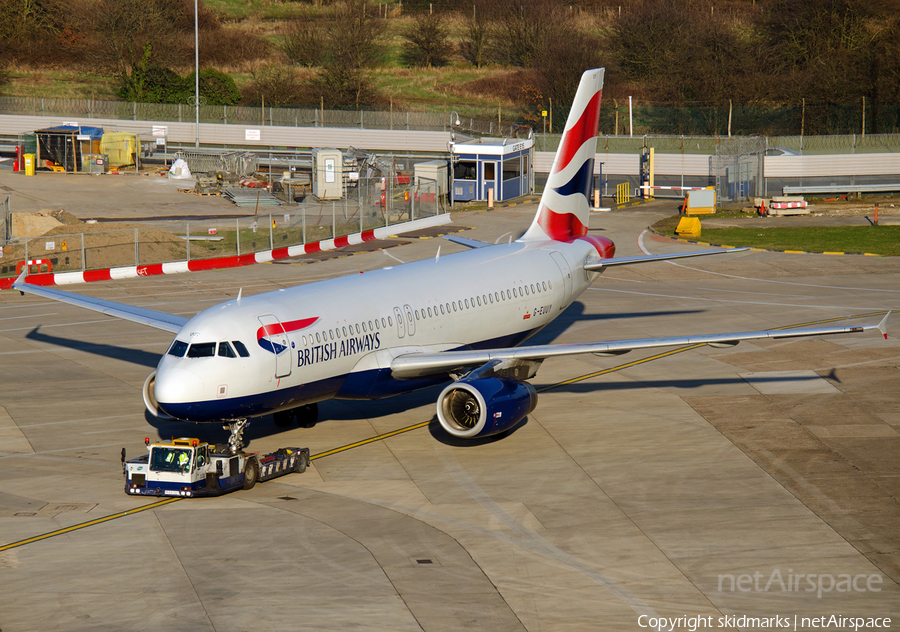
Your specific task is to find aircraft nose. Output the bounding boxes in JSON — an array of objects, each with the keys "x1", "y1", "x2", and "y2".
[{"x1": 154, "y1": 367, "x2": 205, "y2": 405}]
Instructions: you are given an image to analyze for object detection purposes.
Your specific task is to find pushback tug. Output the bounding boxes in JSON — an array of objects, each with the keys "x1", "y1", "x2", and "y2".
[{"x1": 122, "y1": 437, "x2": 310, "y2": 497}]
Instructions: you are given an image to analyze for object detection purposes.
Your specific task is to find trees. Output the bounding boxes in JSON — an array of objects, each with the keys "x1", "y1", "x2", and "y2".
[
  {"x1": 313, "y1": 0, "x2": 384, "y2": 108},
  {"x1": 401, "y1": 12, "x2": 452, "y2": 68}
]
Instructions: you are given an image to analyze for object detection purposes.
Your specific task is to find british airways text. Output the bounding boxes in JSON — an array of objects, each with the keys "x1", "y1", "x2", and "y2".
[{"x1": 298, "y1": 332, "x2": 381, "y2": 367}]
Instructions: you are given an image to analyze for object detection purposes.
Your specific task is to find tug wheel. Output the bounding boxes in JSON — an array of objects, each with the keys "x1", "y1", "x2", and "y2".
[{"x1": 242, "y1": 458, "x2": 259, "y2": 490}]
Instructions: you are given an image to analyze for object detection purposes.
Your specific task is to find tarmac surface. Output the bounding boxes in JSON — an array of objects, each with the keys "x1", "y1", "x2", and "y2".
[{"x1": 1, "y1": 172, "x2": 900, "y2": 630}]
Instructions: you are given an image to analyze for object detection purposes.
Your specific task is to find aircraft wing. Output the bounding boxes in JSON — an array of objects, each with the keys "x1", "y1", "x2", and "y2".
[
  {"x1": 12, "y1": 272, "x2": 188, "y2": 334},
  {"x1": 389, "y1": 314, "x2": 890, "y2": 379},
  {"x1": 584, "y1": 247, "x2": 749, "y2": 270}
]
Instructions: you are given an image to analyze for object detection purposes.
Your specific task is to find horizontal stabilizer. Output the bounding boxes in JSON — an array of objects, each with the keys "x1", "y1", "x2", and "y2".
[
  {"x1": 584, "y1": 248, "x2": 749, "y2": 270},
  {"x1": 442, "y1": 235, "x2": 492, "y2": 249}
]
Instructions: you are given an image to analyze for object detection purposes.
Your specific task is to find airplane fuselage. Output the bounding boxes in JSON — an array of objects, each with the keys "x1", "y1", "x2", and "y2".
[{"x1": 152, "y1": 238, "x2": 606, "y2": 422}]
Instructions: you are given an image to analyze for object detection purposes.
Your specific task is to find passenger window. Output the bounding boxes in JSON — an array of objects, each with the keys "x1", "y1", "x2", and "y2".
[
  {"x1": 342, "y1": 326, "x2": 347, "y2": 337},
  {"x1": 388, "y1": 317, "x2": 393, "y2": 326},
  {"x1": 232, "y1": 340, "x2": 250, "y2": 357},
  {"x1": 218, "y1": 342, "x2": 236, "y2": 358},
  {"x1": 381, "y1": 318, "x2": 386, "y2": 328},
  {"x1": 542, "y1": 281, "x2": 547, "y2": 291},
  {"x1": 362, "y1": 322, "x2": 367, "y2": 332},
  {"x1": 427, "y1": 307, "x2": 432, "y2": 317},
  {"x1": 415, "y1": 310, "x2": 420, "y2": 320},
  {"x1": 488, "y1": 294, "x2": 493, "y2": 304},
  {"x1": 329, "y1": 330, "x2": 334, "y2": 341},
  {"x1": 315, "y1": 332, "x2": 321, "y2": 343},
  {"x1": 525, "y1": 286, "x2": 529, "y2": 295},
  {"x1": 440, "y1": 305, "x2": 445, "y2": 315},
  {"x1": 465, "y1": 299, "x2": 470, "y2": 309},
  {"x1": 548, "y1": 281, "x2": 553, "y2": 289},
  {"x1": 187, "y1": 342, "x2": 216, "y2": 358},
  {"x1": 531, "y1": 283, "x2": 536, "y2": 293},
  {"x1": 477, "y1": 296, "x2": 481, "y2": 306},
  {"x1": 167, "y1": 340, "x2": 188, "y2": 357},
  {"x1": 368, "y1": 320, "x2": 373, "y2": 330}
]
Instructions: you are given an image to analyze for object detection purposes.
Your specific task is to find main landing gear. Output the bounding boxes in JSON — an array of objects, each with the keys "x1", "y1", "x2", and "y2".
[{"x1": 273, "y1": 403, "x2": 318, "y2": 429}]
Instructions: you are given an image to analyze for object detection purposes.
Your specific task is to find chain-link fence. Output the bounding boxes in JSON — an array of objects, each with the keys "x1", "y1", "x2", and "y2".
[
  {"x1": 0, "y1": 96, "x2": 531, "y2": 138},
  {"x1": 0, "y1": 178, "x2": 442, "y2": 278}
]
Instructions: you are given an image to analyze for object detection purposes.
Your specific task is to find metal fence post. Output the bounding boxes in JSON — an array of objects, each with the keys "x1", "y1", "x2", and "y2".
[
  {"x1": 269, "y1": 214, "x2": 274, "y2": 250},
  {"x1": 24, "y1": 239, "x2": 27, "y2": 265},
  {"x1": 332, "y1": 202, "x2": 336, "y2": 239},
  {"x1": 134, "y1": 228, "x2": 139, "y2": 266},
  {"x1": 302, "y1": 204, "x2": 306, "y2": 244},
  {"x1": 236, "y1": 218, "x2": 240, "y2": 256},
  {"x1": 81, "y1": 233, "x2": 85, "y2": 271},
  {"x1": 186, "y1": 223, "x2": 190, "y2": 261}
]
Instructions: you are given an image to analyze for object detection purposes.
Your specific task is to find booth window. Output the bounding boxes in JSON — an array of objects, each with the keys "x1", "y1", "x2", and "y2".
[
  {"x1": 484, "y1": 162, "x2": 495, "y2": 180},
  {"x1": 454, "y1": 161, "x2": 477, "y2": 180},
  {"x1": 503, "y1": 157, "x2": 521, "y2": 181}
]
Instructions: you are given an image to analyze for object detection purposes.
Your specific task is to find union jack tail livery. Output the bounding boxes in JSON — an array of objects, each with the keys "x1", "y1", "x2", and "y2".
[{"x1": 521, "y1": 68, "x2": 604, "y2": 243}]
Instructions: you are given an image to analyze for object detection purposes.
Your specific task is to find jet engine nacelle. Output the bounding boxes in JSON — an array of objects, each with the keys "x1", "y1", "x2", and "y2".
[
  {"x1": 436, "y1": 377, "x2": 537, "y2": 439},
  {"x1": 142, "y1": 371, "x2": 174, "y2": 420}
]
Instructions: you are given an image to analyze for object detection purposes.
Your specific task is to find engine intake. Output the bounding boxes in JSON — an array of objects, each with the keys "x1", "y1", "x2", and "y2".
[
  {"x1": 142, "y1": 371, "x2": 174, "y2": 420},
  {"x1": 437, "y1": 377, "x2": 537, "y2": 439}
]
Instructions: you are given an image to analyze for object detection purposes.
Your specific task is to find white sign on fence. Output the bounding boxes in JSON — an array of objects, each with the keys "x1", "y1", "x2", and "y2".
[{"x1": 245, "y1": 129, "x2": 261, "y2": 141}]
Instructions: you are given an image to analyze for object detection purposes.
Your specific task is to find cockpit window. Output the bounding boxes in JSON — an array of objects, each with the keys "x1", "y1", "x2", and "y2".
[
  {"x1": 187, "y1": 342, "x2": 216, "y2": 358},
  {"x1": 218, "y1": 342, "x2": 236, "y2": 358},
  {"x1": 232, "y1": 340, "x2": 250, "y2": 357},
  {"x1": 167, "y1": 340, "x2": 188, "y2": 357}
]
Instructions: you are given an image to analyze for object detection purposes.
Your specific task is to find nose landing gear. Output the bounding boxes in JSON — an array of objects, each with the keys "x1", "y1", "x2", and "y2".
[{"x1": 224, "y1": 418, "x2": 249, "y2": 453}]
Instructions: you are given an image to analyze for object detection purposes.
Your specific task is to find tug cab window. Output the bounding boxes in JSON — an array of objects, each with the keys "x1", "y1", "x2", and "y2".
[{"x1": 150, "y1": 447, "x2": 192, "y2": 473}]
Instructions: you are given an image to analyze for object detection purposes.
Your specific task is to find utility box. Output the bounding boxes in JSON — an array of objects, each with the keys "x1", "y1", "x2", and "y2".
[
  {"x1": 686, "y1": 188, "x2": 717, "y2": 214},
  {"x1": 414, "y1": 160, "x2": 448, "y2": 198},
  {"x1": 312, "y1": 148, "x2": 343, "y2": 200},
  {"x1": 81, "y1": 154, "x2": 109, "y2": 174}
]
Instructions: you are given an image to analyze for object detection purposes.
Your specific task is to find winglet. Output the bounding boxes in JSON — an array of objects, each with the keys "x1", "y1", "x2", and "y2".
[
  {"x1": 878, "y1": 311, "x2": 891, "y2": 340},
  {"x1": 12, "y1": 269, "x2": 28, "y2": 295}
]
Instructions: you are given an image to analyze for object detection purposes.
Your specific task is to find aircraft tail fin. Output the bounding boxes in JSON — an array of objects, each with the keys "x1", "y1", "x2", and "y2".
[{"x1": 520, "y1": 68, "x2": 604, "y2": 243}]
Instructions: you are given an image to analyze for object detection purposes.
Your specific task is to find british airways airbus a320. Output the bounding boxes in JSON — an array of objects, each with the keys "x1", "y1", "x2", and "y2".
[{"x1": 14, "y1": 69, "x2": 889, "y2": 452}]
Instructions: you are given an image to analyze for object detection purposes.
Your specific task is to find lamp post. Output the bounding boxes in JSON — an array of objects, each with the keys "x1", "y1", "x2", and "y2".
[
  {"x1": 193, "y1": 0, "x2": 200, "y2": 147},
  {"x1": 449, "y1": 111, "x2": 460, "y2": 130}
]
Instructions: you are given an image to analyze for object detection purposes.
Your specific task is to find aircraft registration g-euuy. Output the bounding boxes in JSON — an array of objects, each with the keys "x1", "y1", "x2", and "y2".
[{"x1": 14, "y1": 68, "x2": 890, "y2": 452}]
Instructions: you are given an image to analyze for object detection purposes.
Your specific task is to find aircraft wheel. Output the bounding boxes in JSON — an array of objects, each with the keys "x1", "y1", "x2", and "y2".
[
  {"x1": 273, "y1": 410, "x2": 293, "y2": 428},
  {"x1": 297, "y1": 403, "x2": 318, "y2": 429},
  {"x1": 242, "y1": 458, "x2": 258, "y2": 490}
]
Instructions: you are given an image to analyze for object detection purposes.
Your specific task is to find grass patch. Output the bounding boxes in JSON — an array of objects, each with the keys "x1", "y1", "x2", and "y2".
[{"x1": 652, "y1": 215, "x2": 900, "y2": 255}]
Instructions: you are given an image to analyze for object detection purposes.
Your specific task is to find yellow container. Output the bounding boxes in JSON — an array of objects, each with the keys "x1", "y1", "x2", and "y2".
[
  {"x1": 676, "y1": 216, "x2": 702, "y2": 238},
  {"x1": 23, "y1": 153, "x2": 35, "y2": 176}
]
